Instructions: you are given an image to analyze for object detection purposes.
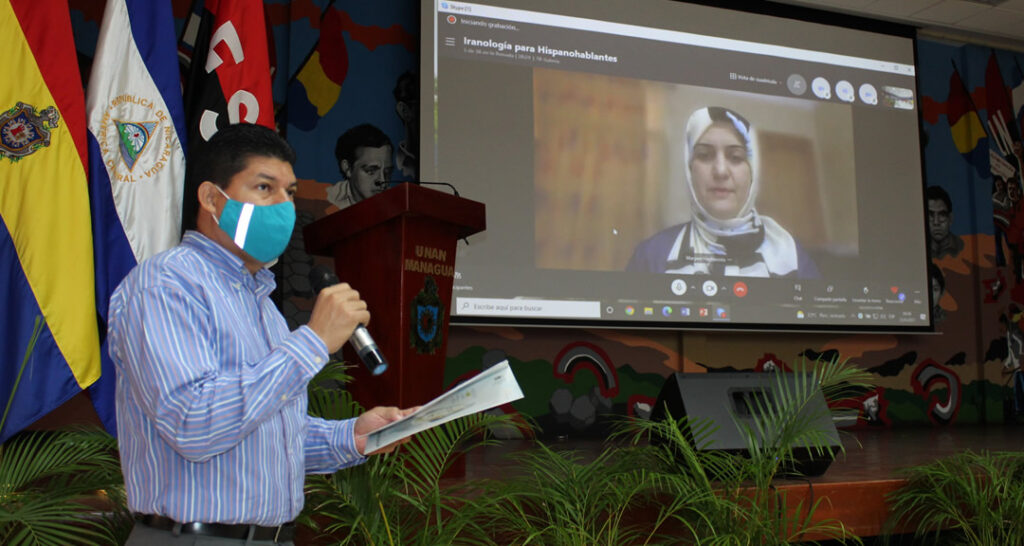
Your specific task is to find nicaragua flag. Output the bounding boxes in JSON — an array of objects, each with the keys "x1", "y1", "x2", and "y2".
[
  {"x1": 0, "y1": 1, "x2": 101, "y2": 442},
  {"x1": 86, "y1": 0, "x2": 187, "y2": 434}
]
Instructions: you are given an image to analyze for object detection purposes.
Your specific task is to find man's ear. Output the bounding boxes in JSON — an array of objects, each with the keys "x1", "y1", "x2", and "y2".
[
  {"x1": 340, "y1": 159, "x2": 352, "y2": 180},
  {"x1": 198, "y1": 181, "x2": 222, "y2": 216}
]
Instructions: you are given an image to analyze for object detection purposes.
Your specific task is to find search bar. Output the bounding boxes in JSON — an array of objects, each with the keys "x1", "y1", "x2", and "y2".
[{"x1": 456, "y1": 297, "x2": 601, "y2": 318}]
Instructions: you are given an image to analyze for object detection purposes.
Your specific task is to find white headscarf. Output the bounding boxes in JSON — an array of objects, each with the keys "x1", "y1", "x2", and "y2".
[{"x1": 665, "y1": 106, "x2": 799, "y2": 277}]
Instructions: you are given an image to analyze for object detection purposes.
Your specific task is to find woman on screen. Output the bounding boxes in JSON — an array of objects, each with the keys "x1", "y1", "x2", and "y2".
[{"x1": 626, "y1": 106, "x2": 819, "y2": 278}]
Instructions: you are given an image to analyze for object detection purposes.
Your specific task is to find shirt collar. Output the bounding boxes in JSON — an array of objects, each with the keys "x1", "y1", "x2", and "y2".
[
  {"x1": 182, "y1": 231, "x2": 276, "y2": 296},
  {"x1": 326, "y1": 180, "x2": 355, "y2": 208}
]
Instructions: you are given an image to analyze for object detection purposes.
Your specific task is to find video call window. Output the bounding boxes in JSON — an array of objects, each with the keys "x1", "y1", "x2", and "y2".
[
  {"x1": 423, "y1": 0, "x2": 930, "y2": 331},
  {"x1": 532, "y1": 70, "x2": 860, "y2": 275}
]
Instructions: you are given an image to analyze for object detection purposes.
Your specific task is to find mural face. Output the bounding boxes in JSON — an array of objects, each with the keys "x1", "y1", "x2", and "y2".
[
  {"x1": 927, "y1": 199, "x2": 952, "y2": 246},
  {"x1": 343, "y1": 144, "x2": 393, "y2": 201}
]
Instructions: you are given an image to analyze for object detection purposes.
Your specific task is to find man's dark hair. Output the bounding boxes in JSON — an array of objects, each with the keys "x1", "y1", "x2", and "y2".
[
  {"x1": 333, "y1": 123, "x2": 392, "y2": 176},
  {"x1": 925, "y1": 185, "x2": 952, "y2": 213},
  {"x1": 182, "y1": 124, "x2": 296, "y2": 231},
  {"x1": 393, "y1": 71, "x2": 417, "y2": 104}
]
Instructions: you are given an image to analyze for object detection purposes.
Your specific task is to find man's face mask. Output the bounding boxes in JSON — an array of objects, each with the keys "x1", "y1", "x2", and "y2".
[{"x1": 214, "y1": 186, "x2": 295, "y2": 263}]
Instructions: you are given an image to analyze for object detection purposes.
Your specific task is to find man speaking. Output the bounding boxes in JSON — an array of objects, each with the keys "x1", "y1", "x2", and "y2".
[{"x1": 108, "y1": 124, "x2": 412, "y2": 545}]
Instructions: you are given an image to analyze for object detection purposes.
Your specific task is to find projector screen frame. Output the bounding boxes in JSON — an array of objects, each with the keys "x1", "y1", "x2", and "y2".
[{"x1": 421, "y1": 0, "x2": 934, "y2": 334}]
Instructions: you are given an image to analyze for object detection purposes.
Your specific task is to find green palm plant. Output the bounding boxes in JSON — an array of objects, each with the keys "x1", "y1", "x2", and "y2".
[
  {"x1": 623, "y1": 410, "x2": 855, "y2": 545},
  {"x1": 735, "y1": 355, "x2": 871, "y2": 489},
  {"x1": 0, "y1": 317, "x2": 131, "y2": 546},
  {"x1": 884, "y1": 450, "x2": 1024, "y2": 545},
  {"x1": 302, "y1": 361, "x2": 527, "y2": 545},
  {"x1": 614, "y1": 354, "x2": 872, "y2": 545},
  {"x1": 302, "y1": 355, "x2": 873, "y2": 545},
  {"x1": 0, "y1": 428, "x2": 129, "y2": 546},
  {"x1": 474, "y1": 441, "x2": 707, "y2": 545}
]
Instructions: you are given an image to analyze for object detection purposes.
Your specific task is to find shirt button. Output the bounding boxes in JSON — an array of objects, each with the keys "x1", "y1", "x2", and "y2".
[
  {"x1": 281, "y1": 394, "x2": 288, "y2": 402},
  {"x1": 314, "y1": 357, "x2": 323, "y2": 364}
]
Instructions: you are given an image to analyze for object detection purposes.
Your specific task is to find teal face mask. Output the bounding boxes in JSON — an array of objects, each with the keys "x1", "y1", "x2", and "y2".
[{"x1": 215, "y1": 187, "x2": 295, "y2": 263}]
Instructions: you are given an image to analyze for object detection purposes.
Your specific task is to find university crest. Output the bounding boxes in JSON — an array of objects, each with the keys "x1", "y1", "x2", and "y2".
[
  {"x1": 410, "y1": 276, "x2": 444, "y2": 355},
  {"x1": 0, "y1": 102, "x2": 60, "y2": 162}
]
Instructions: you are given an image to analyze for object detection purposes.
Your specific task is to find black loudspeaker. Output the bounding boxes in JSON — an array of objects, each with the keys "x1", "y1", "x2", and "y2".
[{"x1": 649, "y1": 372, "x2": 840, "y2": 477}]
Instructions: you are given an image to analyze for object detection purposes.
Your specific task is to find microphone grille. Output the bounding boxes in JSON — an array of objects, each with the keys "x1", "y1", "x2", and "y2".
[{"x1": 309, "y1": 265, "x2": 339, "y2": 294}]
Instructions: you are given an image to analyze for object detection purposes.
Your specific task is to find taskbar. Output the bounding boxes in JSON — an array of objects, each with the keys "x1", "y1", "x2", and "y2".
[{"x1": 453, "y1": 295, "x2": 929, "y2": 327}]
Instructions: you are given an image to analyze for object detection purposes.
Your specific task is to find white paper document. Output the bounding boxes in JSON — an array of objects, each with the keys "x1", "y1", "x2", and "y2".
[{"x1": 362, "y1": 360, "x2": 524, "y2": 453}]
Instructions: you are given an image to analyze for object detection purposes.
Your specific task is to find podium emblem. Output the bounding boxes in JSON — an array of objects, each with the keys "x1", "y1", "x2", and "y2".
[{"x1": 411, "y1": 276, "x2": 444, "y2": 354}]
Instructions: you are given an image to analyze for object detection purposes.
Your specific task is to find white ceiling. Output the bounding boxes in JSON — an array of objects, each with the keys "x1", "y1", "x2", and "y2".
[{"x1": 774, "y1": 0, "x2": 1024, "y2": 50}]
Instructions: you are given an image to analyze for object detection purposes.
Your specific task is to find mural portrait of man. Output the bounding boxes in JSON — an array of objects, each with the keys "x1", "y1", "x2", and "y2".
[
  {"x1": 926, "y1": 185, "x2": 964, "y2": 259},
  {"x1": 327, "y1": 123, "x2": 395, "y2": 210}
]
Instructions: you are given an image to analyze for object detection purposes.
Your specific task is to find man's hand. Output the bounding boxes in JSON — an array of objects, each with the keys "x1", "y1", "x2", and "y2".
[
  {"x1": 307, "y1": 282, "x2": 370, "y2": 353},
  {"x1": 354, "y1": 406, "x2": 420, "y2": 455}
]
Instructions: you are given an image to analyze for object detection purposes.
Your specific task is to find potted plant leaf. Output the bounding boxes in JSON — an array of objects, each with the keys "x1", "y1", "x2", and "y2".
[
  {"x1": 885, "y1": 450, "x2": 1024, "y2": 545},
  {"x1": 301, "y1": 361, "x2": 527, "y2": 545},
  {"x1": 0, "y1": 316, "x2": 131, "y2": 546}
]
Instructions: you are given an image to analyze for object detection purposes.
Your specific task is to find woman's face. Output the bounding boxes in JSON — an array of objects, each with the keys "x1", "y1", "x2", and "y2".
[{"x1": 689, "y1": 123, "x2": 752, "y2": 220}]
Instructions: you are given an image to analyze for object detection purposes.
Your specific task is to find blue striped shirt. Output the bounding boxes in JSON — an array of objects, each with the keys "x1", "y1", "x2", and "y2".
[{"x1": 108, "y1": 231, "x2": 365, "y2": 525}]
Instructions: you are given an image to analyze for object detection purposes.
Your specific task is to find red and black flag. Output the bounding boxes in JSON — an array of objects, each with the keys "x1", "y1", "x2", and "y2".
[
  {"x1": 179, "y1": 0, "x2": 275, "y2": 231},
  {"x1": 181, "y1": 0, "x2": 274, "y2": 145},
  {"x1": 985, "y1": 51, "x2": 1019, "y2": 158}
]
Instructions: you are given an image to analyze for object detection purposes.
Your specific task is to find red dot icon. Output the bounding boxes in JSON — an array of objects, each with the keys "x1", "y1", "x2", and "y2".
[{"x1": 733, "y1": 281, "x2": 748, "y2": 298}]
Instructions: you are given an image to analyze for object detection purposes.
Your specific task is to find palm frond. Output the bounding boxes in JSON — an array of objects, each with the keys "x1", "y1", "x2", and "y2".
[
  {"x1": 0, "y1": 429, "x2": 121, "y2": 495},
  {"x1": 303, "y1": 411, "x2": 524, "y2": 545},
  {"x1": 304, "y1": 353, "x2": 871, "y2": 544},
  {"x1": 0, "y1": 428, "x2": 127, "y2": 546},
  {"x1": 475, "y1": 441, "x2": 698, "y2": 545},
  {"x1": 307, "y1": 361, "x2": 361, "y2": 421},
  {"x1": 0, "y1": 316, "x2": 44, "y2": 434},
  {"x1": 885, "y1": 450, "x2": 1024, "y2": 545},
  {"x1": 610, "y1": 355, "x2": 868, "y2": 544}
]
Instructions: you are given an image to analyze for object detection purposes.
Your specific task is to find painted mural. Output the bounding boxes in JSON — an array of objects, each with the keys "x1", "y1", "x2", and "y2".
[{"x1": 65, "y1": 1, "x2": 1024, "y2": 434}]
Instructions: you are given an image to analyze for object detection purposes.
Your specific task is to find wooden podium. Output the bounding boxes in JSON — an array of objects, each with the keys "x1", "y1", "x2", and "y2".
[{"x1": 304, "y1": 183, "x2": 485, "y2": 409}]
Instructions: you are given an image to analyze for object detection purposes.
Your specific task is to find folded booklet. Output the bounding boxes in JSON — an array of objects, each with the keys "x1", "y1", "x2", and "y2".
[{"x1": 363, "y1": 360, "x2": 524, "y2": 453}]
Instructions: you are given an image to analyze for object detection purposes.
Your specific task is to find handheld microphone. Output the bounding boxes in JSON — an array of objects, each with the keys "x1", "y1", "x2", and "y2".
[{"x1": 309, "y1": 265, "x2": 388, "y2": 376}]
